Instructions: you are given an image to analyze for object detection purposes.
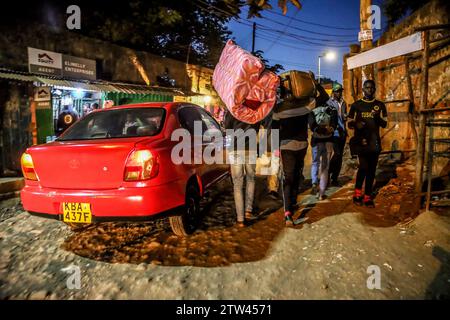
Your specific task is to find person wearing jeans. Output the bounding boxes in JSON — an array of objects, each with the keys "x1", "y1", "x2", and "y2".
[
  {"x1": 311, "y1": 142, "x2": 334, "y2": 199},
  {"x1": 224, "y1": 111, "x2": 259, "y2": 227},
  {"x1": 229, "y1": 151, "x2": 257, "y2": 225},
  {"x1": 309, "y1": 105, "x2": 338, "y2": 200},
  {"x1": 327, "y1": 83, "x2": 347, "y2": 186}
]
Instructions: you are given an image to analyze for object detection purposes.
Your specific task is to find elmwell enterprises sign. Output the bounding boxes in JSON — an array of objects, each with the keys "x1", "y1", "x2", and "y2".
[{"x1": 28, "y1": 47, "x2": 96, "y2": 80}]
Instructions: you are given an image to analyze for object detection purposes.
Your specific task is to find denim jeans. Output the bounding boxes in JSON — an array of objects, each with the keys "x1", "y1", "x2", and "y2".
[
  {"x1": 229, "y1": 151, "x2": 256, "y2": 222},
  {"x1": 311, "y1": 142, "x2": 334, "y2": 196}
]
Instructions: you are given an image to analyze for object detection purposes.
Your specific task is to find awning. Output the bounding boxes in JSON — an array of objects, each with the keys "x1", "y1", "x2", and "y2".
[
  {"x1": 0, "y1": 68, "x2": 184, "y2": 96},
  {"x1": 36, "y1": 77, "x2": 104, "y2": 92},
  {"x1": 94, "y1": 82, "x2": 184, "y2": 96},
  {"x1": 0, "y1": 70, "x2": 36, "y2": 82}
]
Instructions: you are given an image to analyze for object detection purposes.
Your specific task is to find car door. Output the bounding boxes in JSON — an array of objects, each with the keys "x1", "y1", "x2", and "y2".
[
  {"x1": 196, "y1": 107, "x2": 229, "y2": 186},
  {"x1": 177, "y1": 105, "x2": 211, "y2": 186}
]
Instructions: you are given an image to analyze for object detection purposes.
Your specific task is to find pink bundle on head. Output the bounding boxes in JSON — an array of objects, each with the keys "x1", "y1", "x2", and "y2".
[{"x1": 212, "y1": 40, "x2": 280, "y2": 124}]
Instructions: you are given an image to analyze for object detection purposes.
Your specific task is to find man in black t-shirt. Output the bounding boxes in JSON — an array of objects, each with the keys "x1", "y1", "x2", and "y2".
[{"x1": 348, "y1": 80, "x2": 387, "y2": 207}]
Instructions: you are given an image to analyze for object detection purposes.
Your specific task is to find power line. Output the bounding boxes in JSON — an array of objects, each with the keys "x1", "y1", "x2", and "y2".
[
  {"x1": 264, "y1": 10, "x2": 299, "y2": 54},
  {"x1": 234, "y1": 19, "x2": 352, "y2": 47},
  {"x1": 265, "y1": 9, "x2": 360, "y2": 31},
  {"x1": 259, "y1": 15, "x2": 359, "y2": 39},
  {"x1": 255, "y1": 34, "x2": 327, "y2": 52},
  {"x1": 266, "y1": 57, "x2": 342, "y2": 72},
  {"x1": 194, "y1": 0, "x2": 355, "y2": 49},
  {"x1": 194, "y1": 0, "x2": 356, "y2": 46}
]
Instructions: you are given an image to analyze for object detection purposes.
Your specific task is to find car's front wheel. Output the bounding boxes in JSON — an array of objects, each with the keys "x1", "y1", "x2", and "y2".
[{"x1": 169, "y1": 185, "x2": 200, "y2": 236}]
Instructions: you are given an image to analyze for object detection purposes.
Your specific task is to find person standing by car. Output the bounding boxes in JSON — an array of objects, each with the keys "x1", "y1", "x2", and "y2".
[
  {"x1": 56, "y1": 105, "x2": 79, "y2": 136},
  {"x1": 327, "y1": 83, "x2": 348, "y2": 186},
  {"x1": 348, "y1": 79, "x2": 388, "y2": 207},
  {"x1": 309, "y1": 101, "x2": 338, "y2": 200},
  {"x1": 224, "y1": 111, "x2": 260, "y2": 227}
]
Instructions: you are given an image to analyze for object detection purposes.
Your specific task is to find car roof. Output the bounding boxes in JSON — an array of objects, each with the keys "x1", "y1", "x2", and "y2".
[
  {"x1": 102, "y1": 102, "x2": 172, "y2": 111},
  {"x1": 95, "y1": 102, "x2": 206, "y2": 112}
]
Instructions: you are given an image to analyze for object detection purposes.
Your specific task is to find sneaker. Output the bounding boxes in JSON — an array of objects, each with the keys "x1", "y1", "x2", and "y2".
[
  {"x1": 245, "y1": 211, "x2": 254, "y2": 220},
  {"x1": 311, "y1": 184, "x2": 318, "y2": 195},
  {"x1": 363, "y1": 195, "x2": 375, "y2": 208},
  {"x1": 285, "y1": 211, "x2": 294, "y2": 227},
  {"x1": 353, "y1": 195, "x2": 363, "y2": 206},
  {"x1": 236, "y1": 221, "x2": 245, "y2": 228},
  {"x1": 353, "y1": 189, "x2": 363, "y2": 206},
  {"x1": 318, "y1": 194, "x2": 327, "y2": 201}
]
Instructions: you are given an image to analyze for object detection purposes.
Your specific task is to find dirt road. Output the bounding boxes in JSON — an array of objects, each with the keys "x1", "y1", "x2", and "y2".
[{"x1": 0, "y1": 159, "x2": 449, "y2": 299}]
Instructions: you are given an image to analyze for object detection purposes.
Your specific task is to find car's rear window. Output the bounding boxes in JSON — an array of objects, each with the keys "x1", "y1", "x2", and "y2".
[{"x1": 58, "y1": 107, "x2": 166, "y2": 141}]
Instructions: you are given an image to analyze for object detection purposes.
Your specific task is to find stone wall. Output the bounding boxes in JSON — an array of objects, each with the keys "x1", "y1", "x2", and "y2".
[{"x1": 0, "y1": 23, "x2": 219, "y2": 96}]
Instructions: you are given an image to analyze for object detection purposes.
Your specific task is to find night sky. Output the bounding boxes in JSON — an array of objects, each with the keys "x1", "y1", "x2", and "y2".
[{"x1": 226, "y1": 0, "x2": 388, "y2": 83}]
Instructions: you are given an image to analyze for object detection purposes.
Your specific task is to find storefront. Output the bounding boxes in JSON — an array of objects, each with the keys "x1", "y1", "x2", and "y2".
[{"x1": 0, "y1": 68, "x2": 182, "y2": 146}]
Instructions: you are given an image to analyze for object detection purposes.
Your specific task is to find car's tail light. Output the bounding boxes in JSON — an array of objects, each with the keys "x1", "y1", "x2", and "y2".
[
  {"x1": 124, "y1": 149, "x2": 159, "y2": 181},
  {"x1": 21, "y1": 153, "x2": 39, "y2": 181}
]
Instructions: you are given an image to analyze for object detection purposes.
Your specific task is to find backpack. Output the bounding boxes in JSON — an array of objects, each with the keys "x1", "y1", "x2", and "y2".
[{"x1": 312, "y1": 106, "x2": 333, "y2": 138}]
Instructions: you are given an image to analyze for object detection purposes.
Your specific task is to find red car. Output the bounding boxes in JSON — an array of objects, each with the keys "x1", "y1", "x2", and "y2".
[{"x1": 20, "y1": 102, "x2": 229, "y2": 236}]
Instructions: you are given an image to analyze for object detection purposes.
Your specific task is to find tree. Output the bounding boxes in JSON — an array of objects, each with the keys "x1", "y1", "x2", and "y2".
[
  {"x1": 0, "y1": 0, "x2": 302, "y2": 68},
  {"x1": 253, "y1": 50, "x2": 285, "y2": 74},
  {"x1": 247, "y1": 0, "x2": 302, "y2": 18},
  {"x1": 382, "y1": 0, "x2": 433, "y2": 26}
]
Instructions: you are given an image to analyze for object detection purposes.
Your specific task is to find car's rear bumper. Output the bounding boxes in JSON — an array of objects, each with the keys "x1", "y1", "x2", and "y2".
[{"x1": 21, "y1": 180, "x2": 185, "y2": 220}]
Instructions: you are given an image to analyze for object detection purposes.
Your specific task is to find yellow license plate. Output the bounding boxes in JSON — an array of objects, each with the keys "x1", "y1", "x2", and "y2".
[{"x1": 62, "y1": 202, "x2": 92, "y2": 223}]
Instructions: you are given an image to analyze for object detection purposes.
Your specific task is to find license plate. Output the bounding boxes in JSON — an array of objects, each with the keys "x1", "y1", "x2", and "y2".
[{"x1": 62, "y1": 202, "x2": 92, "y2": 223}]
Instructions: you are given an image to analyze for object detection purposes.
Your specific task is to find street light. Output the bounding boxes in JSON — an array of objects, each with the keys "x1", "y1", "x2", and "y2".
[{"x1": 318, "y1": 51, "x2": 336, "y2": 84}]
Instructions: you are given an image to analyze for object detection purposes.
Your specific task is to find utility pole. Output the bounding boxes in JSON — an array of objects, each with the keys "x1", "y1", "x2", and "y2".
[
  {"x1": 251, "y1": 22, "x2": 256, "y2": 54},
  {"x1": 360, "y1": 0, "x2": 374, "y2": 83}
]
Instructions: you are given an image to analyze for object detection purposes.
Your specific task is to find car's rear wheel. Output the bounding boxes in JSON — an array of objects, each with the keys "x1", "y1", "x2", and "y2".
[{"x1": 169, "y1": 185, "x2": 200, "y2": 236}]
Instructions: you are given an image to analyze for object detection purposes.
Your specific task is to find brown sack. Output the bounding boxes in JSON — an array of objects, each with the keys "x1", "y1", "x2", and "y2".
[{"x1": 280, "y1": 70, "x2": 316, "y2": 99}]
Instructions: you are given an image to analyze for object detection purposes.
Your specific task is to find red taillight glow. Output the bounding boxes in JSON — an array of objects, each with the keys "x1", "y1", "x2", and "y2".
[
  {"x1": 21, "y1": 153, "x2": 39, "y2": 181},
  {"x1": 124, "y1": 149, "x2": 159, "y2": 181}
]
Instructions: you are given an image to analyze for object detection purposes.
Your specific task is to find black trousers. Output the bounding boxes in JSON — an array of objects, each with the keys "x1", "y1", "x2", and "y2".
[
  {"x1": 355, "y1": 152, "x2": 379, "y2": 196},
  {"x1": 281, "y1": 148, "x2": 307, "y2": 212},
  {"x1": 329, "y1": 136, "x2": 346, "y2": 182}
]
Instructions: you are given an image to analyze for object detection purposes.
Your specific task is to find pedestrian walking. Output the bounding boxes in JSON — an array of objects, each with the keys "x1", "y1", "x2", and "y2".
[
  {"x1": 309, "y1": 100, "x2": 338, "y2": 200},
  {"x1": 348, "y1": 80, "x2": 388, "y2": 207},
  {"x1": 327, "y1": 82, "x2": 348, "y2": 186}
]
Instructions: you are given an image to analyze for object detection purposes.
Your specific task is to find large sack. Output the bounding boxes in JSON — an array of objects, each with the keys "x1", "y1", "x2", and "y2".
[
  {"x1": 279, "y1": 70, "x2": 316, "y2": 99},
  {"x1": 212, "y1": 40, "x2": 280, "y2": 124}
]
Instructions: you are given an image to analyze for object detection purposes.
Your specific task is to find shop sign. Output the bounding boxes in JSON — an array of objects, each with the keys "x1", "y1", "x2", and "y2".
[
  {"x1": 63, "y1": 54, "x2": 96, "y2": 80},
  {"x1": 36, "y1": 101, "x2": 52, "y2": 110},
  {"x1": 34, "y1": 86, "x2": 51, "y2": 110},
  {"x1": 34, "y1": 86, "x2": 51, "y2": 101},
  {"x1": 28, "y1": 47, "x2": 63, "y2": 76},
  {"x1": 28, "y1": 47, "x2": 96, "y2": 80}
]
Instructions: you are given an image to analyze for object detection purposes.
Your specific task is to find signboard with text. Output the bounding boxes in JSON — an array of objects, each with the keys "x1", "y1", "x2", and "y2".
[
  {"x1": 28, "y1": 47, "x2": 62, "y2": 76},
  {"x1": 28, "y1": 47, "x2": 96, "y2": 80},
  {"x1": 63, "y1": 54, "x2": 96, "y2": 80},
  {"x1": 358, "y1": 30, "x2": 373, "y2": 42},
  {"x1": 34, "y1": 86, "x2": 51, "y2": 101}
]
